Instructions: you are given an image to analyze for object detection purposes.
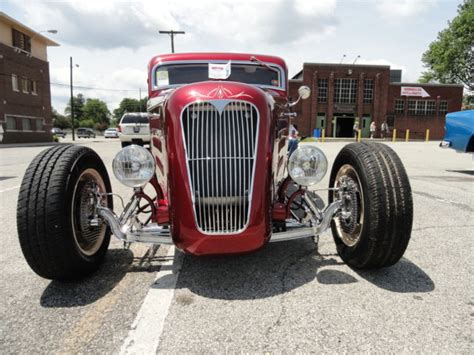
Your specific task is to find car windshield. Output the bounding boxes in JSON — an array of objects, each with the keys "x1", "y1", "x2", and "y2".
[
  {"x1": 121, "y1": 114, "x2": 149, "y2": 124},
  {"x1": 106, "y1": 128, "x2": 116, "y2": 131},
  {"x1": 154, "y1": 63, "x2": 282, "y2": 89}
]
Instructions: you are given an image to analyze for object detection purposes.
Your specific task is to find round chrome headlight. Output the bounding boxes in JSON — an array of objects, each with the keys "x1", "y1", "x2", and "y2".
[
  {"x1": 112, "y1": 145, "x2": 155, "y2": 188},
  {"x1": 288, "y1": 145, "x2": 328, "y2": 186}
]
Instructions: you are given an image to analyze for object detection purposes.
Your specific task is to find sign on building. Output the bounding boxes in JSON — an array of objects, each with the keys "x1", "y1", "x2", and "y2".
[{"x1": 401, "y1": 86, "x2": 430, "y2": 97}]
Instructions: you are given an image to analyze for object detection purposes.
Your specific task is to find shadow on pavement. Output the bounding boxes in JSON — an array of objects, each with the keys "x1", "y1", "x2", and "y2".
[
  {"x1": 446, "y1": 169, "x2": 474, "y2": 176},
  {"x1": 169, "y1": 238, "x2": 351, "y2": 300},
  {"x1": 40, "y1": 248, "x2": 133, "y2": 308},
  {"x1": 353, "y1": 257, "x2": 435, "y2": 293},
  {"x1": 166, "y1": 239, "x2": 434, "y2": 300}
]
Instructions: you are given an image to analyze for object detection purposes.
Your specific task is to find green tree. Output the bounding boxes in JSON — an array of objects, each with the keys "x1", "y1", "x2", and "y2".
[
  {"x1": 463, "y1": 93, "x2": 474, "y2": 109},
  {"x1": 113, "y1": 97, "x2": 148, "y2": 121},
  {"x1": 420, "y1": 1, "x2": 474, "y2": 89},
  {"x1": 83, "y1": 98, "x2": 110, "y2": 126},
  {"x1": 52, "y1": 108, "x2": 71, "y2": 129},
  {"x1": 65, "y1": 93, "x2": 86, "y2": 121}
]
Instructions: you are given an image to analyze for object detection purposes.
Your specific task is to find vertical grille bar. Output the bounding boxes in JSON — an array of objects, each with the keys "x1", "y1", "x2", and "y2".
[{"x1": 182, "y1": 100, "x2": 259, "y2": 234}]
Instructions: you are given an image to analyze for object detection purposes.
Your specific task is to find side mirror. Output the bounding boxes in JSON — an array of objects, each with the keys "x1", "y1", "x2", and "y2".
[
  {"x1": 298, "y1": 85, "x2": 311, "y2": 100},
  {"x1": 289, "y1": 85, "x2": 311, "y2": 107}
]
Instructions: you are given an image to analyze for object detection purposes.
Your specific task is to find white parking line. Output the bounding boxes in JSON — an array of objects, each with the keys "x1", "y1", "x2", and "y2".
[
  {"x1": 0, "y1": 185, "x2": 20, "y2": 193},
  {"x1": 120, "y1": 246, "x2": 182, "y2": 354}
]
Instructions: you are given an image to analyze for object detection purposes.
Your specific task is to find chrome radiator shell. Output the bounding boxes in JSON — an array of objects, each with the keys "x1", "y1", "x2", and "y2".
[{"x1": 181, "y1": 100, "x2": 259, "y2": 234}]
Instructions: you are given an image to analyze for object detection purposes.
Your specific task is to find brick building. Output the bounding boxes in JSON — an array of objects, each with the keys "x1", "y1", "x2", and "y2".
[
  {"x1": 0, "y1": 12, "x2": 59, "y2": 144},
  {"x1": 289, "y1": 63, "x2": 463, "y2": 140}
]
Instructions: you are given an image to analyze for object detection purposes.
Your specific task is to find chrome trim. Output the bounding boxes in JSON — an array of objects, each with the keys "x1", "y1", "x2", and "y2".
[
  {"x1": 150, "y1": 60, "x2": 286, "y2": 92},
  {"x1": 180, "y1": 100, "x2": 260, "y2": 234},
  {"x1": 270, "y1": 201, "x2": 341, "y2": 243},
  {"x1": 98, "y1": 206, "x2": 173, "y2": 245}
]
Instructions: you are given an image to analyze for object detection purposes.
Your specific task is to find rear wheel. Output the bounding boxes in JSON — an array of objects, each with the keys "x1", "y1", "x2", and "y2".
[
  {"x1": 17, "y1": 145, "x2": 113, "y2": 280},
  {"x1": 329, "y1": 142, "x2": 413, "y2": 269},
  {"x1": 121, "y1": 141, "x2": 130, "y2": 148}
]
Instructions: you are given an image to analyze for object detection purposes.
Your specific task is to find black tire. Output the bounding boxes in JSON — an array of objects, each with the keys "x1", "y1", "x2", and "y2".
[
  {"x1": 17, "y1": 145, "x2": 113, "y2": 281},
  {"x1": 121, "y1": 141, "x2": 130, "y2": 148},
  {"x1": 328, "y1": 142, "x2": 413, "y2": 269}
]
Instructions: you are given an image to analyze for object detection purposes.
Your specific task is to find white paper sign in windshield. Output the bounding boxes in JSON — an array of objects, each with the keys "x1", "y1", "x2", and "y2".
[
  {"x1": 156, "y1": 70, "x2": 169, "y2": 86},
  {"x1": 209, "y1": 61, "x2": 231, "y2": 79}
]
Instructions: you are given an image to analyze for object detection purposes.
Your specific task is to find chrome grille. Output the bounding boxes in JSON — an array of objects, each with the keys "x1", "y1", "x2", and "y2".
[{"x1": 182, "y1": 101, "x2": 259, "y2": 234}]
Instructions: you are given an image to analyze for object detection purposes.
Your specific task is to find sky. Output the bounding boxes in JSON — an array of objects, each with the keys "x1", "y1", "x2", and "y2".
[{"x1": 2, "y1": 0, "x2": 461, "y2": 114}]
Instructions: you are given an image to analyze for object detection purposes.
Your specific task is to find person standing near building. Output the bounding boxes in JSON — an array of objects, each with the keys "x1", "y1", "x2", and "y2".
[
  {"x1": 288, "y1": 122, "x2": 299, "y2": 155},
  {"x1": 370, "y1": 121, "x2": 376, "y2": 139},
  {"x1": 381, "y1": 121, "x2": 389, "y2": 139},
  {"x1": 353, "y1": 120, "x2": 359, "y2": 141}
]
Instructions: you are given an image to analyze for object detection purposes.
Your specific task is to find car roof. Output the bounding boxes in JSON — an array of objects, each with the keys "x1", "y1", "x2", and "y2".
[{"x1": 148, "y1": 52, "x2": 287, "y2": 73}]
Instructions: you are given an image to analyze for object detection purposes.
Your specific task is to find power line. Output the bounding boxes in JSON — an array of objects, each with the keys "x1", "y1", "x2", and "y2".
[{"x1": 0, "y1": 72, "x2": 146, "y2": 92}]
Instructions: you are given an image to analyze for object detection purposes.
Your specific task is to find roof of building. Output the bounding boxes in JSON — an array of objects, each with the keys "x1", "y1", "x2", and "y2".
[
  {"x1": 390, "y1": 82, "x2": 464, "y2": 87},
  {"x1": 304, "y1": 62, "x2": 391, "y2": 69},
  {"x1": 0, "y1": 12, "x2": 59, "y2": 46}
]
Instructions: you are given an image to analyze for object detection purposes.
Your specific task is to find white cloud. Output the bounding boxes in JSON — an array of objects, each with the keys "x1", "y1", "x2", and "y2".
[
  {"x1": 4, "y1": 0, "x2": 452, "y2": 113},
  {"x1": 375, "y1": 0, "x2": 436, "y2": 18}
]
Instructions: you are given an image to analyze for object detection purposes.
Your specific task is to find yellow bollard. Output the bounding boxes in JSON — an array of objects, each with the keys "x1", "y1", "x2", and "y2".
[
  {"x1": 357, "y1": 129, "x2": 362, "y2": 142},
  {"x1": 392, "y1": 129, "x2": 397, "y2": 142},
  {"x1": 321, "y1": 129, "x2": 325, "y2": 143},
  {"x1": 425, "y1": 129, "x2": 430, "y2": 141},
  {"x1": 405, "y1": 129, "x2": 410, "y2": 142}
]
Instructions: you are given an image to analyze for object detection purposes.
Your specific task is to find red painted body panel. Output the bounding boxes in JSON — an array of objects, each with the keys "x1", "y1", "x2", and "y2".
[{"x1": 147, "y1": 53, "x2": 292, "y2": 256}]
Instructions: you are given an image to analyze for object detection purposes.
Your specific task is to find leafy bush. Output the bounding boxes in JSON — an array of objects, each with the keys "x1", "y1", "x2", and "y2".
[{"x1": 78, "y1": 119, "x2": 95, "y2": 128}]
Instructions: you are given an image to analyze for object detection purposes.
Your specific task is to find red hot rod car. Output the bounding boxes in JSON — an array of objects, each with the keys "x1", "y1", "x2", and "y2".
[{"x1": 17, "y1": 53, "x2": 413, "y2": 280}]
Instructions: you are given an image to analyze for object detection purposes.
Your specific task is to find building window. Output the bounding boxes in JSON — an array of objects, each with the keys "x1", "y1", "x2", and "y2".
[
  {"x1": 439, "y1": 100, "x2": 448, "y2": 115},
  {"x1": 408, "y1": 100, "x2": 436, "y2": 116},
  {"x1": 334, "y1": 79, "x2": 357, "y2": 104},
  {"x1": 12, "y1": 28, "x2": 31, "y2": 53},
  {"x1": 21, "y1": 77, "x2": 29, "y2": 93},
  {"x1": 22, "y1": 118, "x2": 32, "y2": 131},
  {"x1": 30, "y1": 80, "x2": 38, "y2": 95},
  {"x1": 363, "y1": 79, "x2": 373, "y2": 103},
  {"x1": 426, "y1": 100, "x2": 435, "y2": 115},
  {"x1": 36, "y1": 119, "x2": 44, "y2": 131},
  {"x1": 12, "y1": 74, "x2": 19, "y2": 92},
  {"x1": 6, "y1": 117, "x2": 17, "y2": 130},
  {"x1": 395, "y1": 99, "x2": 404, "y2": 114},
  {"x1": 317, "y1": 79, "x2": 328, "y2": 103}
]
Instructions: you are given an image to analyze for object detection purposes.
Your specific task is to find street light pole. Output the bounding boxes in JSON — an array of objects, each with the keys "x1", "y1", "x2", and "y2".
[
  {"x1": 159, "y1": 30, "x2": 185, "y2": 53},
  {"x1": 70, "y1": 56, "x2": 75, "y2": 141}
]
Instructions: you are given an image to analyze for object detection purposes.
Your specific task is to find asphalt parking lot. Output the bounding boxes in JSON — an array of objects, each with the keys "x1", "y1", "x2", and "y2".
[{"x1": 0, "y1": 138, "x2": 473, "y2": 353}]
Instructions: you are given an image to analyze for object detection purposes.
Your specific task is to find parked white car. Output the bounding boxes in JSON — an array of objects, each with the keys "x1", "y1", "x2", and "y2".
[
  {"x1": 104, "y1": 128, "x2": 119, "y2": 138},
  {"x1": 118, "y1": 112, "x2": 150, "y2": 148}
]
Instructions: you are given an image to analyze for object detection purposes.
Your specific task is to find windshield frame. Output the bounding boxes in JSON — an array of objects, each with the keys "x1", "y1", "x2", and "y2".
[{"x1": 151, "y1": 60, "x2": 286, "y2": 92}]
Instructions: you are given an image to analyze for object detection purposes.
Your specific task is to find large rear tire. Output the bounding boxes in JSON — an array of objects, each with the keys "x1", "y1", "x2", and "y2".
[
  {"x1": 17, "y1": 145, "x2": 113, "y2": 281},
  {"x1": 329, "y1": 142, "x2": 413, "y2": 269}
]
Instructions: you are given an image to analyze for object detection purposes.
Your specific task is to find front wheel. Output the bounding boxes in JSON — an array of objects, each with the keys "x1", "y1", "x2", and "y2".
[
  {"x1": 329, "y1": 142, "x2": 413, "y2": 269},
  {"x1": 17, "y1": 145, "x2": 113, "y2": 280}
]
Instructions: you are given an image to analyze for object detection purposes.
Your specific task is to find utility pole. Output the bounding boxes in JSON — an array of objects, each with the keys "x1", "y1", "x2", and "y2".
[
  {"x1": 159, "y1": 30, "x2": 185, "y2": 53},
  {"x1": 70, "y1": 57, "x2": 79, "y2": 141},
  {"x1": 70, "y1": 56, "x2": 75, "y2": 141}
]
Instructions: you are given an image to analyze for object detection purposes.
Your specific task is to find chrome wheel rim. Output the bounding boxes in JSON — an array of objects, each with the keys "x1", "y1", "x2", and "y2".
[
  {"x1": 334, "y1": 164, "x2": 364, "y2": 247},
  {"x1": 71, "y1": 168, "x2": 107, "y2": 256}
]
